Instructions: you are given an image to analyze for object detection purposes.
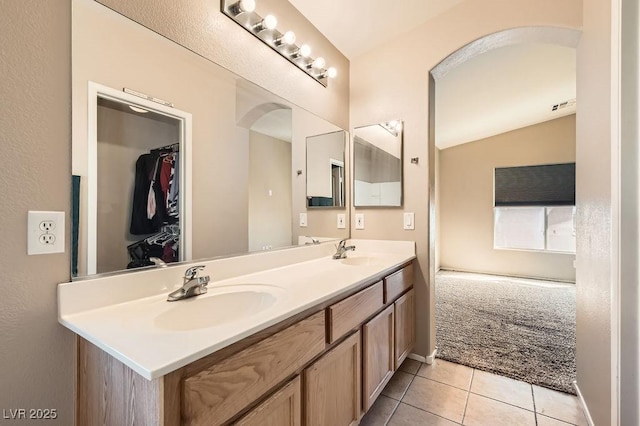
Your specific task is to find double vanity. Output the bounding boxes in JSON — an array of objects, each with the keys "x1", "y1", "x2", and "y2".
[{"x1": 59, "y1": 239, "x2": 416, "y2": 425}]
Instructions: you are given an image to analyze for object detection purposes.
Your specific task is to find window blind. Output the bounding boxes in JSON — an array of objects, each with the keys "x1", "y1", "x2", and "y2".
[{"x1": 494, "y1": 163, "x2": 575, "y2": 206}]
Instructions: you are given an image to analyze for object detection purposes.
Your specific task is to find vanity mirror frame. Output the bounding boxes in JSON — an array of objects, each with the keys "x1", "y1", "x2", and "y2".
[
  {"x1": 83, "y1": 81, "x2": 193, "y2": 275},
  {"x1": 353, "y1": 120, "x2": 404, "y2": 208}
]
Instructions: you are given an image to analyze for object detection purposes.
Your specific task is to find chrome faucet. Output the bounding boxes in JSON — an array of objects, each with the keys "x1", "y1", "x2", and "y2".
[
  {"x1": 167, "y1": 265, "x2": 210, "y2": 302},
  {"x1": 333, "y1": 239, "x2": 356, "y2": 259}
]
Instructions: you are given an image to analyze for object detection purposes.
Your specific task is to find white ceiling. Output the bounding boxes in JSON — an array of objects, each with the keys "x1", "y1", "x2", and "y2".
[
  {"x1": 286, "y1": 1, "x2": 576, "y2": 149},
  {"x1": 288, "y1": 0, "x2": 463, "y2": 59},
  {"x1": 435, "y1": 42, "x2": 576, "y2": 149}
]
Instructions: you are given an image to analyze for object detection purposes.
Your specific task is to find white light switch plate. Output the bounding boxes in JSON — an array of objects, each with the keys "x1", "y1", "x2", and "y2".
[
  {"x1": 28, "y1": 210, "x2": 65, "y2": 255},
  {"x1": 337, "y1": 213, "x2": 346, "y2": 229},
  {"x1": 299, "y1": 212, "x2": 307, "y2": 227},
  {"x1": 355, "y1": 213, "x2": 365, "y2": 230},
  {"x1": 403, "y1": 212, "x2": 415, "y2": 230}
]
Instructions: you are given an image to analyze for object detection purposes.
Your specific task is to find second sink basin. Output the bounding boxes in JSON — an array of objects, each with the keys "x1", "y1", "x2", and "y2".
[{"x1": 154, "y1": 284, "x2": 286, "y2": 331}]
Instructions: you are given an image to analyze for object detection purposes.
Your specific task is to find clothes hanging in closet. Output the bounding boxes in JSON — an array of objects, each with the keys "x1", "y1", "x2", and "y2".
[{"x1": 128, "y1": 145, "x2": 180, "y2": 268}]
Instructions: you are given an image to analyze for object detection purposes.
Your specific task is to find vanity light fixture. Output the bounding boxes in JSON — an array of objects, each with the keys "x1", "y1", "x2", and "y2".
[
  {"x1": 381, "y1": 120, "x2": 403, "y2": 137},
  {"x1": 221, "y1": 0, "x2": 337, "y2": 87}
]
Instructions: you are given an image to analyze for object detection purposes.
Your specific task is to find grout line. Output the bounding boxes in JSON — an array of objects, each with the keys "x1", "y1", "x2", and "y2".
[
  {"x1": 531, "y1": 384, "x2": 539, "y2": 425},
  {"x1": 461, "y1": 369, "x2": 474, "y2": 424},
  {"x1": 467, "y1": 389, "x2": 537, "y2": 413},
  {"x1": 385, "y1": 373, "x2": 417, "y2": 425},
  {"x1": 397, "y1": 400, "x2": 463, "y2": 425}
]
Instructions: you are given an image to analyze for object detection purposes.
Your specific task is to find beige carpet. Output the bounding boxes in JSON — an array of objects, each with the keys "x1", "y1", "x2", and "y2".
[{"x1": 435, "y1": 270, "x2": 577, "y2": 394}]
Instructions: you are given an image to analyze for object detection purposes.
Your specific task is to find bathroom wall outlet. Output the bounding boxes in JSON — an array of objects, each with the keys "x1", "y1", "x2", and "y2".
[
  {"x1": 403, "y1": 212, "x2": 415, "y2": 230},
  {"x1": 299, "y1": 212, "x2": 308, "y2": 227},
  {"x1": 355, "y1": 213, "x2": 365, "y2": 230},
  {"x1": 337, "y1": 213, "x2": 346, "y2": 229},
  {"x1": 28, "y1": 210, "x2": 65, "y2": 255}
]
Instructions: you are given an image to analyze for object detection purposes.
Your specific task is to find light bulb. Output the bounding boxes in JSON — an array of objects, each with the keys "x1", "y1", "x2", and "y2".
[
  {"x1": 395, "y1": 121, "x2": 403, "y2": 132},
  {"x1": 292, "y1": 44, "x2": 311, "y2": 59},
  {"x1": 326, "y1": 67, "x2": 337, "y2": 78},
  {"x1": 312, "y1": 57, "x2": 326, "y2": 69},
  {"x1": 253, "y1": 14, "x2": 277, "y2": 32},
  {"x1": 263, "y1": 14, "x2": 277, "y2": 30},
  {"x1": 230, "y1": 0, "x2": 255, "y2": 15},
  {"x1": 276, "y1": 30, "x2": 296, "y2": 46}
]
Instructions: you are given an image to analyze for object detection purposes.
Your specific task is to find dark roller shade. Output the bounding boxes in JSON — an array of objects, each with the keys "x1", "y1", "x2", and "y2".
[{"x1": 494, "y1": 163, "x2": 575, "y2": 206}]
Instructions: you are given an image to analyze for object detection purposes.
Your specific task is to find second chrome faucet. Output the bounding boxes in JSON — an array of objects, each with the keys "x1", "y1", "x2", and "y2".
[{"x1": 333, "y1": 239, "x2": 356, "y2": 259}]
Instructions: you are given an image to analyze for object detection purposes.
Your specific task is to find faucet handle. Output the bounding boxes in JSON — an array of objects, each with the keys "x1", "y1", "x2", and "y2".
[
  {"x1": 337, "y1": 239, "x2": 347, "y2": 249},
  {"x1": 185, "y1": 265, "x2": 205, "y2": 279}
]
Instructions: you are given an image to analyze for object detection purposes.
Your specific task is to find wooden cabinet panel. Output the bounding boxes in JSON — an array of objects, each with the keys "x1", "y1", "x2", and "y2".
[
  {"x1": 384, "y1": 263, "x2": 414, "y2": 303},
  {"x1": 362, "y1": 305, "x2": 395, "y2": 412},
  {"x1": 182, "y1": 311, "x2": 325, "y2": 426},
  {"x1": 234, "y1": 376, "x2": 301, "y2": 426},
  {"x1": 394, "y1": 288, "x2": 415, "y2": 369},
  {"x1": 327, "y1": 281, "x2": 383, "y2": 343},
  {"x1": 304, "y1": 331, "x2": 361, "y2": 426}
]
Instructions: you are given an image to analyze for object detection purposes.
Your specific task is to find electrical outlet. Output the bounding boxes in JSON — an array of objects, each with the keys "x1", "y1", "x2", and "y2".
[
  {"x1": 337, "y1": 213, "x2": 346, "y2": 229},
  {"x1": 28, "y1": 211, "x2": 65, "y2": 255},
  {"x1": 355, "y1": 213, "x2": 365, "y2": 230},
  {"x1": 299, "y1": 212, "x2": 308, "y2": 227}
]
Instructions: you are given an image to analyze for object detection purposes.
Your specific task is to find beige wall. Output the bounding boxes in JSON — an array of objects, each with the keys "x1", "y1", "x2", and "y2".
[
  {"x1": 575, "y1": 0, "x2": 617, "y2": 423},
  {"x1": 439, "y1": 115, "x2": 576, "y2": 282},
  {"x1": 0, "y1": 1, "x2": 76, "y2": 425},
  {"x1": 350, "y1": 0, "x2": 582, "y2": 359}
]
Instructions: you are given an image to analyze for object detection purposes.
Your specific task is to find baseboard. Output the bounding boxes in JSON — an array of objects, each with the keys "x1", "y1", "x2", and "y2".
[
  {"x1": 573, "y1": 381, "x2": 595, "y2": 426},
  {"x1": 408, "y1": 349, "x2": 437, "y2": 364}
]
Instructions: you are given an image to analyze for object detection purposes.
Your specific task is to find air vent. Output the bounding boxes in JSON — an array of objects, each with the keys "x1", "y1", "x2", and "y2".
[{"x1": 552, "y1": 98, "x2": 576, "y2": 112}]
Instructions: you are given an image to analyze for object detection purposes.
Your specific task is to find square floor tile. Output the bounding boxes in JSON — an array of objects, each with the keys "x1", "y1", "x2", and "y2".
[
  {"x1": 536, "y1": 414, "x2": 575, "y2": 426},
  {"x1": 470, "y1": 370, "x2": 534, "y2": 411},
  {"x1": 389, "y1": 403, "x2": 460, "y2": 426},
  {"x1": 382, "y1": 371, "x2": 415, "y2": 400},
  {"x1": 402, "y1": 376, "x2": 468, "y2": 423},
  {"x1": 533, "y1": 385, "x2": 587, "y2": 426},
  {"x1": 398, "y1": 358, "x2": 422, "y2": 375},
  {"x1": 463, "y1": 393, "x2": 535, "y2": 426},
  {"x1": 360, "y1": 395, "x2": 400, "y2": 426},
  {"x1": 417, "y1": 359, "x2": 474, "y2": 390}
]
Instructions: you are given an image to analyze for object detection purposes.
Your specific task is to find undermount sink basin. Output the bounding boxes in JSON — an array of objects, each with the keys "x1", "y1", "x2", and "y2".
[
  {"x1": 154, "y1": 285, "x2": 285, "y2": 331},
  {"x1": 341, "y1": 256, "x2": 384, "y2": 267}
]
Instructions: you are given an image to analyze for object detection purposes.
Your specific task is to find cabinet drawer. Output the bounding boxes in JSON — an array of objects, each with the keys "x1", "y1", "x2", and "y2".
[
  {"x1": 327, "y1": 281, "x2": 383, "y2": 343},
  {"x1": 235, "y1": 376, "x2": 301, "y2": 426},
  {"x1": 384, "y1": 263, "x2": 414, "y2": 303},
  {"x1": 182, "y1": 311, "x2": 325, "y2": 426}
]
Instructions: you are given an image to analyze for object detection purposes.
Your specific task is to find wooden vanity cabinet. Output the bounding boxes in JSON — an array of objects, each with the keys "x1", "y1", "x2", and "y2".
[
  {"x1": 304, "y1": 331, "x2": 361, "y2": 426},
  {"x1": 362, "y1": 304, "x2": 395, "y2": 411},
  {"x1": 77, "y1": 261, "x2": 415, "y2": 426}
]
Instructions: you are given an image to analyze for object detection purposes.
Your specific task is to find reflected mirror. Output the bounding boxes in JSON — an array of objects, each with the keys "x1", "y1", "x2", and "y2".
[
  {"x1": 353, "y1": 120, "x2": 403, "y2": 207},
  {"x1": 71, "y1": 0, "x2": 349, "y2": 278},
  {"x1": 306, "y1": 131, "x2": 346, "y2": 208}
]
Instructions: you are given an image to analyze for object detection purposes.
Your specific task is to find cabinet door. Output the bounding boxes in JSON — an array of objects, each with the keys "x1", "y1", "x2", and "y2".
[
  {"x1": 235, "y1": 376, "x2": 301, "y2": 426},
  {"x1": 362, "y1": 304, "x2": 395, "y2": 411},
  {"x1": 394, "y1": 288, "x2": 415, "y2": 369},
  {"x1": 304, "y1": 331, "x2": 361, "y2": 426}
]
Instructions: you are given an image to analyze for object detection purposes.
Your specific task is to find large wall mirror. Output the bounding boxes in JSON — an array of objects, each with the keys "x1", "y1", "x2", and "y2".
[
  {"x1": 71, "y1": 0, "x2": 349, "y2": 279},
  {"x1": 306, "y1": 131, "x2": 346, "y2": 208},
  {"x1": 353, "y1": 120, "x2": 403, "y2": 207}
]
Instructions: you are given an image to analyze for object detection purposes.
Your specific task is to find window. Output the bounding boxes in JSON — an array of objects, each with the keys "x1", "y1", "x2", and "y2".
[
  {"x1": 494, "y1": 163, "x2": 575, "y2": 254},
  {"x1": 494, "y1": 206, "x2": 576, "y2": 253}
]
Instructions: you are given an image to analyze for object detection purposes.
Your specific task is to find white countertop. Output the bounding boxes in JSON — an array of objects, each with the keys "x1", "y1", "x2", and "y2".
[{"x1": 58, "y1": 239, "x2": 415, "y2": 380}]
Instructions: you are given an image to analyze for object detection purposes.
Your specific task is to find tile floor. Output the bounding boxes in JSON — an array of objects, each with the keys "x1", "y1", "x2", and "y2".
[{"x1": 360, "y1": 358, "x2": 588, "y2": 426}]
